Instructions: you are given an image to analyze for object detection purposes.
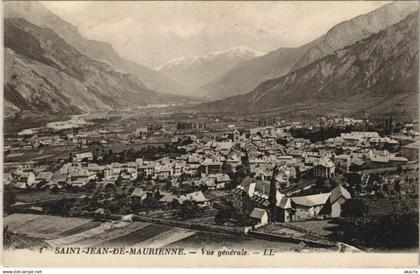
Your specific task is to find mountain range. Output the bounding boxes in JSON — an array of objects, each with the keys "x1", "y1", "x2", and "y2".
[
  {"x1": 202, "y1": 1, "x2": 419, "y2": 99},
  {"x1": 4, "y1": 17, "x2": 179, "y2": 119},
  {"x1": 3, "y1": 1, "x2": 419, "y2": 124},
  {"x1": 202, "y1": 11, "x2": 419, "y2": 120},
  {"x1": 4, "y1": 1, "x2": 195, "y2": 97},
  {"x1": 158, "y1": 47, "x2": 263, "y2": 91}
]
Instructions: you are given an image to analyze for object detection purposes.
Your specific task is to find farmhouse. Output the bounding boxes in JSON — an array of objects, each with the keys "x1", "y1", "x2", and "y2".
[
  {"x1": 178, "y1": 191, "x2": 208, "y2": 206},
  {"x1": 329, "y1": 185, "x2": 352, "y2": 217},
  {"x1": 291, "y1": 193, "x2": 331, "y2": 221},
  {"x1": 208, "y1": 173, "x2": 231, "y2": 189},
  {"x1": 130, "y1": 188, "x2": 149, "y2": 201},
  {"x1": 341, "y1": 132, "x2": 380, "y2": 142},
  {"x1": 200, "y1": 158, "x2": 223, "y2": 175},
  {"x1": 35, "y1": 171, "x2": 54, "y2": 185},
  {"x1": 138, "y1": 163, "x2": 155, "y2": 177},
  {"x1": 73, "y1": 152, "x2": 93, "y2": 162},
  {"x1": 15, "y1": 172, "x2": 36, "y2": 189},
  {"x1": 4, "y1": 173, "x2": 14, "y2": 185},
  {"x1": 249, "y1": 208, "x2": 269, "y2": 225},
  {"x1": 401, "y1": 141, "x2": 419, "y2": 161}
]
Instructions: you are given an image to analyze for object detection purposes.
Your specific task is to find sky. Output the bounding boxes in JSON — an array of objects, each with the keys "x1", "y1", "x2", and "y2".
[{"x1": 43, "y1": 1, "x2": 390, "y2": 69}]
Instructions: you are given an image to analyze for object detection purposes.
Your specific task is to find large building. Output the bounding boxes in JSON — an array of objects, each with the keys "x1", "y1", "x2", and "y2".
[{"x1": 233, "y1": 176, "x2": 351, "y2": 223}]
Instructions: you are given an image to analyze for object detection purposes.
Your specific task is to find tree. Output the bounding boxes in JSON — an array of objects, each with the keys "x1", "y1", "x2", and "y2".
[
  {"x1": 47, "y1": 199, "x2": 74, "y2": 215},
  {"x1": 169, "y1": 199, "x2": 180, "y2": 209},
  {"x1": 3, "y1": 191, "x2": 16, "y2": 214},
  {"x1": 199, "y1": 184, "x2": 209, "y2": 192},
  {"x1": 83, "y1": 180, "x2": 96, "y2": 191},
  {"x1": 68, "y1": 152, "x2": 74, "y2": 162},
  {"x1": 215, "y1": 210, "x2": 232, "y2": 225},
  {"x1": 346, "y1": 173, "x2": 362, "y2": 192},
  {"x1": 222, "y1": 162, "x2": 233, "y2": 175},
  {"x1": 230, "y1": 165, "x2": 248, "y2": 189},
  {"x1": 335, "y1": 147, "x2": 344, "y2": 155},
  {"x1": 50, "y1": 186, "x2": 59, "y2": 194},
  {"x1": 176, "y1": 201, "x2": 201, "y2": 220},
  {"x1": 142, "y1": 196, "x2": 159, "y2": 211},
  {"x1": 130, "y1": 197, "x2": 143, "y2": 212},
  {"x1": 394, "y1": 180, "x2": 401, "y2": 194},
  {"x1": 339, "y1": 213, "x2": 419, "y2": 249},
  {"x1": 341, "y1": 199, "x2": 369, "y2": 218},
  {"x1": 268, "y1": 166, "x2": 279, "y2": 223},
  {"x1": 382, "y1": 184, "x2": 389, "y2": 193},
  {"x1": 105, "y1": 183, "x2": 115, "y2": 191},
  {"x1": 164, "y1": 180, "x2": 172, "y2": 190},
  {"x1": 315, "y1": 177, "x2": 326, "y2": 189}
]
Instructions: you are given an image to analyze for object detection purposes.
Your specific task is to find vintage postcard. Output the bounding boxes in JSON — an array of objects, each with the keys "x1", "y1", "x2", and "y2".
[{"x1": 2, "y1": 0, "x2": 419, "y2": 268}]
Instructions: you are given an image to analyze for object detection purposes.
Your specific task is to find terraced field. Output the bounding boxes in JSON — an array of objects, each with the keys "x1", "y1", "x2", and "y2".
[
  {"x1": 4, "y1": 214, "x2": 201, "y2": 249},
  {"x1": 14, "y1": 190, "x2": 83, "y2": 204},
  {"x1": 4, "y1": 214, "x2": 94, "y2": 240},
  {"x1": 167, "y1": 231, "x2": 306, "y2": 251},
  {"x1": 3, "y1": 214, "x2": 332, "y2": 251}
]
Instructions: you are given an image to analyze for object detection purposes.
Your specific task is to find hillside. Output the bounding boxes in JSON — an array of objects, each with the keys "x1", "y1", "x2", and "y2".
[
  {"x1": 4, "y1": 18, "x2": 170, "y2": 118},
  {"x1": 203, "y1": 1, "x2": 418, "y2": 99},
  {"x1": 158, "y1": 47, "x2": 263, "y2": 89},
  {"x1": 202, "y1": 38, "x2": 322, "y2": 99},
  {"x1": 4, "y1": 1, "x2": 194, "y2": 97},
  {"x1": 202, "y1": 12, "x2": 419, "y2": 120},
  {"x1": 291, "y1": 1, "x2": 419, "y2": 71}
]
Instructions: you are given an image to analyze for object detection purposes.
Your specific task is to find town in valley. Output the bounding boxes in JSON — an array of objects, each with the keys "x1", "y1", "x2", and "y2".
[
  {"x1": 3, "y1": 1, "x2": 419, "y2": 256},
  {"x1": 4, "y1": 108, "x2": 419, "y2": 252}
]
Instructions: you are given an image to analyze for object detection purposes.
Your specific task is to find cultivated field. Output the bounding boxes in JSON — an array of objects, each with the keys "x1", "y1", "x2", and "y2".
[
  {"x1": 4, "y1": 214, "x2": 93, "y2": 240},
  {"x1": 14, "y1": 190, "x2": 83, "y2": 204},
  {"x1": 3, "y1": 214, "x2": 331, "y2": 252}
]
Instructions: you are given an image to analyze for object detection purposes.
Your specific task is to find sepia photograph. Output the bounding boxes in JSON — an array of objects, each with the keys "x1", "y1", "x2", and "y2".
[{"x1": 2, "y1": 0, "x2": 419, "y2": 268}]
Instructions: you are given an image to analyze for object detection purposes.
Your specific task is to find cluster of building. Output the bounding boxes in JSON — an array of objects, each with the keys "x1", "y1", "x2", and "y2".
[
  {"x1": 4, "y1": 116, "x2": 419, "y2": 225},
  {"x1": 235, "y1": 177, "x2": 351, "y2": 224},
  {"x1": 231, "y1": 123, "x2": 419, "y2": 224}
]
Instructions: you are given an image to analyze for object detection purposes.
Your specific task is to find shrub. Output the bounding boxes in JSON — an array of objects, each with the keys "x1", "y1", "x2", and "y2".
[
  {"x1": 338, "y1": 213, "x2": 419, "y2": 249},
  {"x1": 341, "y1": 199, "x2": 369, "y2": 218}
]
